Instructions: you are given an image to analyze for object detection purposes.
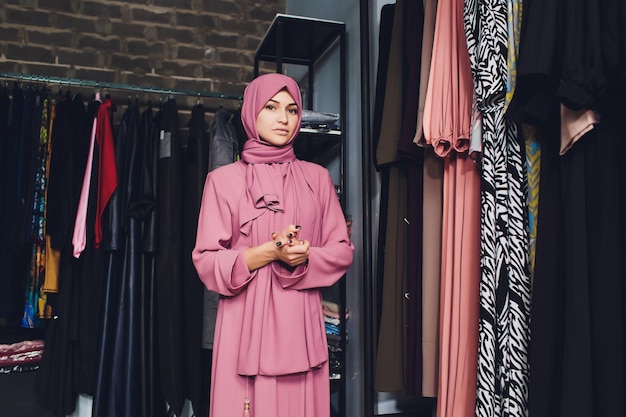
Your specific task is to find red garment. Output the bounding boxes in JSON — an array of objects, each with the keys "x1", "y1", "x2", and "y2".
[{"x1": 94, "y1": 99, "x2": 118, "y2": 248}]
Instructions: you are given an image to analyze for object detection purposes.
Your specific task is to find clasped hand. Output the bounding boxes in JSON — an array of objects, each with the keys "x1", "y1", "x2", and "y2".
[{"x1": 271, "y1": 224, "x2": 310, "y2": 267}]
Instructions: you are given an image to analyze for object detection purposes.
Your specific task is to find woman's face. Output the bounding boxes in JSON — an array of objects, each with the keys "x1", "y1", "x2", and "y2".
[{"x1": 255, "y1": 89, "x2": 299, "y2": 147}]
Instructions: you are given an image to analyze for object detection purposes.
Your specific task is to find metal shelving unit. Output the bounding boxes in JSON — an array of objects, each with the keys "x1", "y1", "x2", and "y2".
[{"x1": 254, "y1": 13, "x2": 348, "y2": 417}]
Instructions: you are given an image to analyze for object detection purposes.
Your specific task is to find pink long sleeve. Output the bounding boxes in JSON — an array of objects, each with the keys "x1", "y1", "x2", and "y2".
[
  {"x1": 72, "y1": 117, "x2": 98, "y2": 259},
  {"x1": 192, "y1": 163, "x2": 254, "y2": 296},
  {"x1": 274, "y1": 170, "x2": 354, "y2": 290}
]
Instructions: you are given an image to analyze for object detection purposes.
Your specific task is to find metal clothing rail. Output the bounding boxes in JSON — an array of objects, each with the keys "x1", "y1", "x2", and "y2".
[{"x1": 0, "y1": 71, "x2": 243, "y2": 101}]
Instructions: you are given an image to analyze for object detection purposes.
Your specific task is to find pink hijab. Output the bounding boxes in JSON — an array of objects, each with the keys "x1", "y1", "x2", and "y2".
[
  {"x1": 238, "y1": 74, "x2": 319, "y2": 244},
  {"x1": 236, "y1": 74, "x2": 327, "y2": 375},
  {"x1": 241, "y1": 72, "x2": 302, "y2": 161}
]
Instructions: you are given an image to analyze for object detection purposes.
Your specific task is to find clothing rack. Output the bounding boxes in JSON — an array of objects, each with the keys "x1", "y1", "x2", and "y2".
[{"x1": 0, "y1": 71, "x2": 243, "y2": 101}]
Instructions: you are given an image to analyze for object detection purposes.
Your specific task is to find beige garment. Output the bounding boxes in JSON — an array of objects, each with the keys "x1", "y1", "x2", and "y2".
[
  {"x1": 376, "y1": 0, "x2": 405, "y2": 166},
  {"x1": 421, "y1": 147, "x2": 444, "y2": 397},
  {"x1": 560, "y1": 104, "x2": 600, "y2": 155},
  {"x1": 414, "y1": 0, "x2": 439, "y2": 146}
]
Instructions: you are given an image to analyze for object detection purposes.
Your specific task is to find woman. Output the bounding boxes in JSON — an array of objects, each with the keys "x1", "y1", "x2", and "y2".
[{"x1": 192, "y1": 73, "x2": 354, "y2": 417}]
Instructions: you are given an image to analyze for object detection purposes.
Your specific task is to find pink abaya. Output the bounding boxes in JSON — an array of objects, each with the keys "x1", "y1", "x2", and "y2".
[
  {"x1": 422, "y1": 0, "x2": 480, "y2": 415},
  {"x1": 192, "y1": 74, "x2": 354, "y2": 417}
]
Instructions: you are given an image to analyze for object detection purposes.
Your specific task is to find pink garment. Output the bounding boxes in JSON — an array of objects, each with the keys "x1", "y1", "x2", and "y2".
[
  {"x1": 423, "y1": 0, "x2": 479, "y2": 414},
  {"x1": 559, "y1": 104, "x2": 600, "y2": 155},
  {"x1": 72, "y1": 113, "x2": 98, "y2": 258},
  {"x1": 437, "y1": 155, "x2": 480, "y2": 417},
  {"x1": 192, "y1": 73, "x2": 354, "y2": 417},
  {"x1": 422, "y1": 0, "x2": 473, "y2": 157}
]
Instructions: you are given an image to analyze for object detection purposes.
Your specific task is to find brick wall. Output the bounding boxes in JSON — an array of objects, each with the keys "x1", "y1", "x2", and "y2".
[{"x1": 0, "y1": 0, "x2": 285, "y2": 115}]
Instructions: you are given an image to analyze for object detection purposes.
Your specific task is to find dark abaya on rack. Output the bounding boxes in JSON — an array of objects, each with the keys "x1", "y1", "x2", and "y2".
[
  {"x1": 0, "y1": 77, "x2": 244, "y2": 417},
  {"x1": 182, "y1": 102, "x2": 210, "y2": 417},
  {"x1": 372, "y1": 0, "x2": 428, "y2": 398},
  {"x1": 153, "y1": 97, "x2": 187, "y2": 417},
  {"x1": 91, "y1": 97, "x2": 165, "y2": 417},
  {"x1": 507, "y1": 0, "x2": 626, "y2": 415},
  {"x1": 0, "y1": 84, "x2": 26, "y2": 322}
]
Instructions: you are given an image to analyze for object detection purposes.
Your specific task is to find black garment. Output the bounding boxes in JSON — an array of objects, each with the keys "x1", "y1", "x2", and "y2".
[
  {"x1": 155, "y1": 98, "x2": 185, "y2": 417},
  {"x1": 528, "y1": 110, "x2": 566, "y2": 417},
  {"x1": 508, "y1": 0, "x2": 614, "y2": 121},
  {"x1": 1, "y1": 87, "x2": 37, "y2": 323},
  {"x1": 579, "y1": 101, "x2": 625, "y2": 417},
  {"x1": 0, "y1": 87, "x2": 10, "y2": 239},
  {"x1": 0, "y1": 85, "x2": 25, "y2": 321},
  {"x1": 373, "y1": 0, "x2": 427, "y2": 392},
  {"x1": 372, "y1": 4, "x2": 396, "y2": 170},
  {"x1": 557, "y1": 0, "x2": 605, "y2": 110},
  {"x1": 92, "y1": 102, "x2": 137, "y2": 417},
  {"x1": 46, "y1": 93, "x2": 72, "y2": 251},
  {"x1": 597, "y1": 0, "x2": 626, "y2": 97},
  {"x1": 36, "y1": 96, "x2": 97, "y2": 417},
  {"x1": 516, "y1": 3, "x2": 626, "y2": 415},
  {"x1": 397, "y1": 0, "x2": 424, "y2": 164},
  {"x1": 183, "y1": 103, "x2": 210, "y2": 417},
  {"x1": 529, "y1": 100, "x2": 626, "y2": 417},
  {"x1": 372, "y1": 4, "x2": 395, "y2": 333},
  {"x1": 396, "y1": 0, "x2": 425, "y2": 396},
  {"x1": 138, "y1": 104, "x2": 159, "y2": 253},
  {"x1": 505, "y1": 0, "x2": 560, "y2": 124},
  {"x1": 132, "y1": 103, "x2": 164, "y2": 417}
]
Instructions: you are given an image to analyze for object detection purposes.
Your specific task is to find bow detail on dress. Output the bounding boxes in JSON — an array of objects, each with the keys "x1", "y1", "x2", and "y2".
[{"x1": 239, "y1": 163, "x2": 285, "y2": 236}]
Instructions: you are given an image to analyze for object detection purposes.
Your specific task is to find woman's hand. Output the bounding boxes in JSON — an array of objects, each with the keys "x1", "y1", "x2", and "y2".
[
  {"x1": 244, "y1": 224, "x2": 310, "y2": 272},
  {"x1": 271, "y1": 225, "x2": 310, "y2": 267}
]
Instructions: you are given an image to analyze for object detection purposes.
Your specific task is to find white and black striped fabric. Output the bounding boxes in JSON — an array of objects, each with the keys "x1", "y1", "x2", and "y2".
[{"x1": 463, "y1": 0, "x2": 532, "y2": 416}]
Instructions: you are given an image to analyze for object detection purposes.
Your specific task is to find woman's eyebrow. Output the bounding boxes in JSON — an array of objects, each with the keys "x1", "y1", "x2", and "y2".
[{"x1": 268, "y1": 98, "x2": 298, "y2": 107}]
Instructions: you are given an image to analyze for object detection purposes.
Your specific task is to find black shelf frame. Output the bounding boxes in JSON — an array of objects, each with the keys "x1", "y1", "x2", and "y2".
[
  {"x1": 254, "y1": 13, "x2": 346, "y2": 205},
  {"x1": 254, "y1": 13, "x2": 348, "y2": 417}
]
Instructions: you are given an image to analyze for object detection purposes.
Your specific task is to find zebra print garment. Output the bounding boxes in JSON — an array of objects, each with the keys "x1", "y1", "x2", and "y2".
[{"x1": 463, "y1": 0, "x2": 532, "y2": 416}]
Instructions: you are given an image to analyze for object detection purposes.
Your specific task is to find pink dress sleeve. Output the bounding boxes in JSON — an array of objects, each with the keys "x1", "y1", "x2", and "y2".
[
  {"x1": 273, "y1": 168, "x2": 354, "y2": 290},
  {"x1": 422, "y1": 0, "x2": 473, "y2": 157},
  {"x1": 192, "y1": 167, "x2": 254, "y2": 297}
]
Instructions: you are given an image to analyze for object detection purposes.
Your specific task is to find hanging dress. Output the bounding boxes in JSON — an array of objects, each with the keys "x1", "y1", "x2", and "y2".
[
  {"x1": 23, "y1": 91, "x2": 52, "y2": 328},
  {"x1": 183, "y1": 102, "x2": 211, "y2": 417},
  {"x1": 373, "y1": 0, "x2": 408, "y2": 392},
  {"x1": 422, "y1": 0, "x2": 480, "y2": 416},
  {"x1": 413, "y1": 1, "x2": 444, "y2": 397},
  {"x1": 464, "y1": 0, "x2": 532, "y2": 415}
]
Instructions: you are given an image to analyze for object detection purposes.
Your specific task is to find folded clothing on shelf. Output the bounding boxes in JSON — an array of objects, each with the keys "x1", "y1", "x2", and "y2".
[
  {"x1": 301, "y1": 109, "x2": 340, "y2": 131},
  {"x1": 0, "y1": 339, "x2": 44, "y2": 373}
]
